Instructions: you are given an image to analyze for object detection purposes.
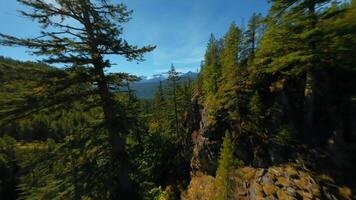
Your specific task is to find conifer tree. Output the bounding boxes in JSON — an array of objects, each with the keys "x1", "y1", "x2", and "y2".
[
  {"x1": 195, "y1": 61, "x2": 205, "y2": 98},
  {"x1": 153, "y1": 81, "x2": 166, "y2": 119},
  {"x1": 177, "y1": 78, "x2": 195, "y2": 147},
  {"x1": 254, "y1": 0, "x2": 330, "y2": 139},
  {"x1": 247, "y1": 91, "x2": 265, "y2": 135},
  {"x1": 199, "y1": 34, "x2": 225, "y2": 122},
  {"x1": 215, "y1": 131, "x2": 237, "y2": 200},
  {"x1": 241, "y1": 13, "x2": 265, "y2": 66},
  {"x1": 0, "y1": 0, "x2": 155, "y2": 198},
  {"x1": 167, "y1": 65, "x2": 180, "y2": 138},
  {"x1": 202, "y1": 34, "x2": 223, "y2": 98},
  {"x1": 218, "y1": 22, "x2": 242, "y2": 120}
]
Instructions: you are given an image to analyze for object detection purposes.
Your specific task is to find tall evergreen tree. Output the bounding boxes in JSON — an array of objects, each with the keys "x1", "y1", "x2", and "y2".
[
  {"x1": 215, "y1": 131, "x2": 238, "y2": 200},
  {"x1": 254, "y1": 0, "x2": 330, "y2": 139},
  {"x1": 195, "y1": 61, "x2": 205, "y2": 98},
  {"x1": 167, "y1": 65, "x2": 180, "y2": 138},
  {"x1": 152, "y1": 81, "x2": 166, "y2": 125},
  {"x1": 199, "y1": 34, "x2": 225, "y2": 123},
  {"x1": 218, "y1": 22, "x2": 242, "y2": 121},
  {"x1": 241, "y1": 13, "x2": 265, "y2": 66},
  {"x1": 177, "y1": 78, "x2": 195, "y2": 147},
  {"x1": 202, "y1": 34, "x2": 223, "y2": 98},
  {"x1": 0, "y1": 0, "x2": 155, "y2": 198}
]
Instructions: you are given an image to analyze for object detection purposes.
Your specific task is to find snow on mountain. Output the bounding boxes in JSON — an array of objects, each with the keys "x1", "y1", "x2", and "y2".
[
  {"x1": 130, "y1": 71, "x2": 198, "y2": 98},
  {"x1": 138, "y1": 71, "x2": 197, "y2": 83}
]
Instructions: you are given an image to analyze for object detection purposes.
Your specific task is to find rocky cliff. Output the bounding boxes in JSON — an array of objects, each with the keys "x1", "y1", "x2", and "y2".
[
  {"x1": 186, "y1": 96, "x2": 356, "y2": 199},
  {"x1": 182, "y1": 163, "x2": 354, "y2": 200}
]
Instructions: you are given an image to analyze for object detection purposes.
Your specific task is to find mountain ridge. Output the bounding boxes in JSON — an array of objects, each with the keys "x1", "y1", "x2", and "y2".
[{"x1": 130, "y1": 71, "x2": 198, "y2": 99}]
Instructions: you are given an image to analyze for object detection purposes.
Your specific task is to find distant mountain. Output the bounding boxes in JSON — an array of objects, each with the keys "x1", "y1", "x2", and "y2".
[
  {"x1": 130, "y1": 71, "x2": 198, "y2": 99},
  {"x1": 180, "y1": 71, "x2": 198, "y2": 79},
  {"x1": 138, "y1": 73, "x2": 168, "y2": 83},
  {"x1": 138, "y1": 71, "x2": 198, "y2": 83},
  {"x1": 0, "y1": 56, "x2": 197, "y2": 99}
]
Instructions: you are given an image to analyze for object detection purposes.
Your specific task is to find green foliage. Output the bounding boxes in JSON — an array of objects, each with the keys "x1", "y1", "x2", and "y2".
[
  {"x1": 146, "y1": 186, "x2": 166, "y2": 200},
  {"x1": 167, "y1": 65, "x2": 180, "y2": 138},
  {"x1": 131, "y1": 132, "x2": 175, "y2": 196},
  {"x1": 195, "y1": 0, "x2": 356, "y2": 169},
  {"x1": 215, "y1": 131, "x2": 242, "y2": 200},
  {"x1": 0, "y1": 136, "x2": 18, "y2": 200},
  {"x1": 318, "y1": 0, "x2": 356, "y2": 69},
  {"x1": 1, "y1": 0, "x2": 356, "y2": 199},
  {"x1": 271, "y1": 125, "x2": 294, "y2": 146},
  {"x1": 251, "y1": 0, "x2": 356, "y2": 141},
  {"x1": 245, "y1": 91, "x2": 266, "y2": 136},
  {"x1": 146, "y1": 186, "x2": 176, "y2": 200},
  {"x1": 0, "y1": 0, "x2": 155, "y2": 198},
  {"x1": 14, "y1": 112, "x2": 117, "y2": 199},
  {"x1": 217, "y1": 23, "x2": 242, "y2": 119},
  {"x1": 200, "y1": 35, "x2": 224, "y2": 123},
  {"x1": 129, "y1": 67, "x2": 195, "y2": 199},
  {"x1": 254, "y1": 0, "x2": 335, "y2": 76},
  {"x1": 202, "y1": 34, "x2": 223, "y2": 97},
  {"x1": 240, "y1": 13, "x2": 265, "y2": 65}
]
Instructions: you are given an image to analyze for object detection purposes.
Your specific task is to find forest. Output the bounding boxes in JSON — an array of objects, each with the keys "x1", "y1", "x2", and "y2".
[{"x1": 0, "y1": 0, "x2": 356, "y2": 199}]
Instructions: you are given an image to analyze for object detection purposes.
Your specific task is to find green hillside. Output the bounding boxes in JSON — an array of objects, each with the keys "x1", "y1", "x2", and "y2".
[{"x1": 1, "y1": 0, "x2": 356, "y2": 200}]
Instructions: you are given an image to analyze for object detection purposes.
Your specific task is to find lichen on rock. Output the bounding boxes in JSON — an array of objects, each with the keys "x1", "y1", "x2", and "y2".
[{"x1": 182, "y1": 163, "x2": 353, "y2": 200}]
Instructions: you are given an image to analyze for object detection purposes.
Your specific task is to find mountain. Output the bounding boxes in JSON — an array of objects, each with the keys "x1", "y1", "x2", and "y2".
[
  {"x1": 0, "y1": 56, "x2": 196, "y2": 99},
  {"x1": 138, "y1": 74, "x2": 168, "y2": 83},
  {"x1": 180, "y1": 71, "x2": 198, "y2": 79},
  {"x1": 130, "y1": 71, "x2": 198, "y2": 99}
]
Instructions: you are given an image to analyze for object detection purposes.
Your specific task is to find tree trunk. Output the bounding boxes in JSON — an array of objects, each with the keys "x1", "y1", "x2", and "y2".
[
  {"x1": 304, "y1": 1, "x2": 318, "y2": 140},
  {"x1": 173, "y1": 79, "x2": 179, "y2": 138},
  {"x1": 71, "y1": 155, "x2": 80, "y2": 200},
  {"x1": 304, "y1": 71, "x2": 315, "y2": 134},
  {"x1": 80, "y1": 2, "x2": 134, "y2": 197},
  {"x1": 95, "y1": 64, "x2": 134, "y2": 199}
]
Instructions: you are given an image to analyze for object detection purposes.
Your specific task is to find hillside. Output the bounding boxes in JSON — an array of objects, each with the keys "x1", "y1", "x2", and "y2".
[
  {"x1": 0, "y1": 56, "x2": 196, "y2": 99},
  {"x1": 1, "y1": 0, "x2": 356, "y2": 200},
  {"x1": 0, "y1": 56, "x2": 57, "y2": 92}
]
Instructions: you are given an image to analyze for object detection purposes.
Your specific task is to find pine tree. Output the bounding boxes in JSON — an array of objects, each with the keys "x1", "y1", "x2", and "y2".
[
  {"x1": 0, "y1": 136, "x2": 17, "y2": 200},
  {"x1": 254, "y1": 0, "x2": 330, "y2": 139},
  {"x1": 195, "y1": 61, "x2": 205, "y2": 98},
  {"x1": 247, "y1": 91, "x2": 265, "y2": 135},
  {"x1": 215, "y1": 131, "x2": 238, "y2": 200},
  {"x1": 0, "y1": 0, "x2": 155, "y2": 198},
  {"x1": 218, "y1": 22, "x2": 242, "y2": 121},
  {"x1": 199, "y1": 34, "x2": 225, "y2": 123},
  {"x1": 202, "y1": 34, "x2": 224, "y2": 98},
  {"x1": 167, "y1": 65, "x2": 180, "y2": 138},
  {"x1": 319, "y1": 0, "x2": 356, "y2": 69},
  {"x1": 176, "y1": 78, "x2": 195, "y2": 147},
  {"x1": 152, "y1": 81, "x2": 166, "y2": 125},
  {"x1": 241, "y1": 13, "x2": 265, "y2": 66}
]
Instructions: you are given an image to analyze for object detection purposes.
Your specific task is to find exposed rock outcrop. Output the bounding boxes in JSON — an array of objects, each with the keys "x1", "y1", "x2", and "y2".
[
  {"x1": 182, "y1": 164, "x2": 354, "y2": 200},
  {"x1": 190, "y1": 103, "x2": 221, "y2": 175}
]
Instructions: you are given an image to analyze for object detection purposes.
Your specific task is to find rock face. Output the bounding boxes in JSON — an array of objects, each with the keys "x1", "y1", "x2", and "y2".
[
  {"x1": 190, "y1": 103, "x2": 221, "y2": 175},
  {"x1": 188, "y1": 96, "x2": 356, "y2": 199},
  {"x1": 189, "y1": 98, "x2": 295, "y2": 175},
  {"x1": 190, "y1": 129, "x2": 219, "y2": 175},
  {"x1": 181, "y1": 172, "x2": 216, "y2": 200},
  {"x1": 182, "y1": 164, "x2": 354, "y2": 200}
]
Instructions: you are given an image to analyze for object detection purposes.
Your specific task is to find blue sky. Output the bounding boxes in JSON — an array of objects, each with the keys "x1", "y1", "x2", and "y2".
[{"x1": 0, "y1": 0, "x2": 270, "y2": 76}]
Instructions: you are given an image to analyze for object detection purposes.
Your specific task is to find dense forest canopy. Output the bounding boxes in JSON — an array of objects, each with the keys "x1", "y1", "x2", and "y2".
[{"x1": 1, "y1": 0, "x2": 356, "y2": 199}]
